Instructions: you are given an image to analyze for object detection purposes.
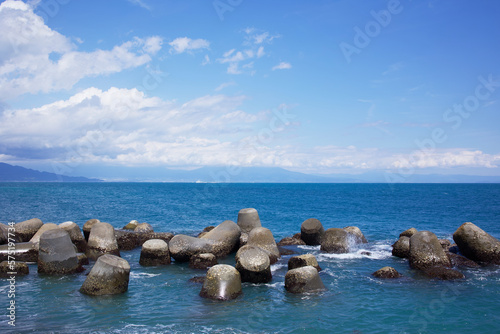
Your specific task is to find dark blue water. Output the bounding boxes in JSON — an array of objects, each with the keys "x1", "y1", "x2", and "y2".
[{"x1": 1, "y1": 183, "x2": 500, "y2": 333}]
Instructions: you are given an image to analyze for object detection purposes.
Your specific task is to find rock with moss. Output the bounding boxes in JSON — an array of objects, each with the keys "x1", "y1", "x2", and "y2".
[
  {"x1": 123, "y1": 220, "x2": 139, "y2": 230},
  {"x1": 86, "y1": 222, "x2": 120, "y2": 260},
  {"x1": 372, "y1": 266, "x2": 401, "y2": 278},
  {"x1": 277, "y1": 235, "x2": 306, "y2": 246},
  {"x1": 409, "y1": 231, "x2": 452, "y2": 270},
  {"x1": 288, "y1": 254, "x2": 321, "y2": 271},
  {"x1": 247, "y1": 227, "x2": 280, "y2": 264},
  {"x1": 200, "y1": 264, "x2": 242, "y2": 301},
  {"x1": 285, "y1": 266, "x2": 326, "y2": 294},
  {"x1": 80, "y1": 254, "x2": 130, "y2": 295},
  {"x1": 38, "y1": 229, "x2": 82, "y2": 275},
  {"x1": 320, "y1": 228, "x2": 349, "y2": 254},
  {"x1": 189, "y1": 253, "x2": 217, "y2": 269},
  {"x1": 235, "y1": 245, "x2": 272, "y2": 283},
  {"x1": 453, "y1": 222, "x2": 500, "y2": 265},
  {"x1": 139, "y1": 239, "x2": 170, "y2": 266},
  {"x1": 0, "y1": 261, "x2": 29, "y2": 277}
]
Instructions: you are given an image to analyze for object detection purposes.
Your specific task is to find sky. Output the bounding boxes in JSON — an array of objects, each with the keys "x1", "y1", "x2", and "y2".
[{"x1": 0, "y1": 0, "x2": 500, "y2": 179}]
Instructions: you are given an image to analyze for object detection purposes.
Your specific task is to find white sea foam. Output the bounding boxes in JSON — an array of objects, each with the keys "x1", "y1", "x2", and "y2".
[
  {"x1": 270, "y1": 263, "x2": 286, "y2": 272},
  {"x1": 317, "y1": 247, "x2": 391, "y2": 261},
  {"x1": 297, "y1": 245, "x2": 321, "y2": 251},
  {"x1": 130, "y1": 272, "x2": 161, "y2": 279}
]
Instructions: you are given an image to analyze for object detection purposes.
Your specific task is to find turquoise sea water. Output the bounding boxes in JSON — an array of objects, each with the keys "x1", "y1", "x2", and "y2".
[{"x1": 1, "y1": 182, "x2": 500, "y2": 333}]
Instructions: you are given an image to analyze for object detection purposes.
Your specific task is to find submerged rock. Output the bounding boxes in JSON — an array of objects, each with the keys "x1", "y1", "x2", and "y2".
[
  {"x1": 344, "y1": 226, "x2": 368, "y2": 243},
  {"x1": 277, "y1": 236, "x2": 306, "y2": 246},
  {"x1": 300, "y1": 218, "x2": 325, "y2": 245},
  {"x1": 392, "y1": 236, "x2": 410, "y2": 258},
  {"x1": 200, "y1": 264, "x2": 242, "y2": 301},
  {"x1": 0, "y1": 260, "x2": 29, "y2": 277},
  {"x1": 80, "y1": 254, "x2": 130, "y2": 296},
  {"x1": 246, "y1": 227, "x2": 280, "y2": 264},
  {"x1": 139, "y1": 239, "x2": 170, "y2": 266},
  {"x1": 38, "y1": 229, "x2": 82, "y2": 275},
  {"x1": 189, "y1": 253, "x2": 217, "y2": 269},
  {"x1": 83, "y1": 219, "x2": 100, "y2": 241},
  {"x1": 14, "y1": 218, "x2": 43, "y2": 242},
  {"x1": 446, "y1": 251, "x2": 480, "y2": 268},
  {"x1": 236, "y1": 208, "x2": 262, "y2": 234},
  {"x1": 422, "y1": 266, "x2": 465, "y2": 280},
  {"x1": 235, "y1": 245, "x2": 272, "y2": 283},
  {"x1": 59, "y1": 221, "x2": 87, "y2": 253},
  {"x1": 285, "y1": 266, "x2": 326, "y2": 294},
  {"x1": 86, "y1": 222, "x2": 120, "y2": 260},
  {"x1": 288, "y1": 254, "x2": 321, "y2": 271},
  {"x1": 409, "y1": 231, "x2": 451, "y2": 270},
  {"x1": 372, "y1": 266, "x2": 401, "y2": 278},
  {"x1": 320, "y1": 228, "x2": 349, "y2": 254},
  {"x1": 453, "y1": 222, "x2": 500, "y2": 265}
]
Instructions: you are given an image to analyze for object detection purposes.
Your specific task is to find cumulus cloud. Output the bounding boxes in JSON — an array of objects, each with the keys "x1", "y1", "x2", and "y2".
[
  {"x1": 272, "y1": 62, "x2": 292, "y2": 71},
  {"x1": 169, "y1": 37, "x2": 210, "y2": 54},
  {"x1": 0, "y1": 0, "x2": 162, "y2": 99}
]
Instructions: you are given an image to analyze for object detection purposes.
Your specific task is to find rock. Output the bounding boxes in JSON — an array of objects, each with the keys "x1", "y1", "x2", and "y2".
[
  {"x1": 59, "y1": 221, "x2": 87, "y2": 253},
  {"x1": 0, "y1": 242, "x2": 38, "y2": 262},
  {"x1": 115, "y1": 230, "x2": 141, "y2": 250},
  {"x1": 343, "y1": 226, "x2": 368, "y2": 243},
  {"x1": 392, "y1": 236, "x2": 410, "y2": 258},
  {"x1": 320, "y1": 228, "x2": 349, "y2": 254},
  {"x1": 189, "y1": 253, "x2": 217, "y2": 269},
  {"x1": 86, "y1": 222, "x2": 120, "y2": 260},
  {"x1": 285, "y1": 266, "x2": 326, "y2": 294},
  {"x1": 134, "y1": 223, "x2": 154, "y2": 234},
  {"x1": 0, "y1": 223, "x2": 8, "y2": 245},
  {"x1": 400, "y1": 227, "x2": 418, "y2": 238},
  {"x1": 198, "y1": 226, "x2": 215, "y2": 238},
  {"x1": 200, "y1": 264, "x2": 242, "y2": 301},
  {"x1": 80, "y1": 254, "x2": 130, "y2": 296},
  {"x1": 372, "y1": 266, "x2": 401, "y2": 278},
  {"x1": 83, "y1": 219, "x2": 100, "y2": 241},
  {"x1": 149, "y1": 232, "x2": 174, "y2": 244},
  {"x1": 446, "y1": 251, "x2": 480, "y2": 268},
  {"x1": 189, "y1": 276, "x2": 206, "y2": 284},
  {"x1": 29, "y1": 223, "x2": 60, "y2": 248},
  {"x1": 277, "y1": 236, "x2": 306, "y2": 246},
  {"x1": 123, "y1": 220, "x2": 139, "y2": 230},
  {"x1": 77, "y1": 253, "x2": 89, "y2": 266},
  {"x1": 453, "y1": 222, "x2": 500, "y2": 265},
  {"x1": 239, "y1": 233, "x2": 248, "y2": 247},
  {"x1": 288, "y1": 254, "x2": 321, "y2": 271},
  {"x1": 14, "y1": 218, "x2": 43, "y2": 242},
  {"x1": 409, "y1": 231, "x2": 451, "y2": 271},
  {"x1": 139, "y1": 239, "x2": 171, "y2": 266},
  {"x1": 200, "y1": 220, "x2": 241, "y2": 257},
  {"x1": 279, "y1": 246, "x2": 297, "y2": 256},
  {"x1": 169, "y1": 235, "x2": 216, "y2": 262},
  {"x1": 235, "y1": 245, "x2": 272, "y2": 283},
  {"x1": 300, "y1": 218, "x2": 325, "y2": 245},
  {"x1": 38, "y1": 229, "x2": 82, "y2": 275},
  {"x1": 0, "y1": 261, "x2": 29, "y2": 277},
  {"x1": 246, "y1": 227, "x2": 280, "y2": 264},
  {"x1": 439, "y1": 239, "x2": 451, "y2": 249},
  {"x1": 422, "y1": 266, "x2": 465, "y2": 280},
  {"x1": 236, "y1": 208, "x2": 262, "y2": 234}
]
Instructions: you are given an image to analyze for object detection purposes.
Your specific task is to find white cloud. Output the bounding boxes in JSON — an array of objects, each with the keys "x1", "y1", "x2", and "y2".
[
  {"x1": 127, "y1": 0, "x2": 151, "y2": 10},
  {"x1": 169, "y1": 37, "x2": 210, "y2": 54},
  {"x1": 202, "y1": 54, "x2": 210, "y2": 66},
  {"x1": 272, "y1": 62, "x2": 292, "y2": 71},
  {"x1": 0, "y1": 1, "x2": 162, "y2": 99},
  {"x1": 214, "y1": 81, "x2": 236, "y2": 91}
]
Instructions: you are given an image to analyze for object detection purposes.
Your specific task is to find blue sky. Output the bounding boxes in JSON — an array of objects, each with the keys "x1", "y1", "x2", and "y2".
[{"x1": 0, "y1": 0, "x2": 499, "y2": 178}]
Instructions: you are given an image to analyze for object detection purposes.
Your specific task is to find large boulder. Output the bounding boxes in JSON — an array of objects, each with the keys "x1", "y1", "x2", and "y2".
[
  {"x1": 246, "y1": 227, "x2": 280, "y2": 264},
  {"x1": 82, "y1": 219, "x2": 100, "y2": 241},
  {"x1": 139, "y1": 239, "x2": 170, "y2": 266},
  {"x1": 288, "y1": 254, "x2": 321, "y2": 271},
  {"x1": 453, "y1": 222, "x2": 500, "y2": 265},
  {"x1": 285, "y1": 266, "x2": 326, "y2": 294},
  {"x1": 14, "y1": 218, "x2": 43, "y2": 242},
  {"x1": 169, "y1": 235, "x2": 216, "y2": 262},
  {"x1": 200, "y1": 264, "x2": 242, "y2": 301},
  {"x1": 372, "y1": 266, "x2": 401, "y2": 278},
  {"x1": 200, "y1": 220, "x2": 241, "y2": 257},
  {"x1": 80, "y1": 254, "x2": 130, "y2": 295},
  {"x1": 0, "y1": 261, "x2": 29, "y2": 277},
  {"x1": 343, "y1": 226, "x2": 368, "y2": 243},
  {"x1": 392, "y1": 236, "x2": 410, "y2": 258},
  {"x1": 29, "y1": 223, "x2": 60, "y2": 248},
  {"x1": 409, "y1": 231, "x2": 451, "y2": 270},
  {"x1": 189, "y1": 253, "x2": 217, "y2": 269},
  {"x1": 236, "y1": 208, "x2": 262, "y2": 234},
  {"x1": 235, "y1": 245, "x2": 272, "y2": 283},
  {"x1": 86, "y1": 222, "x2": 120, "y2": 260},
  {"x1": 300, "y1": 218, "x2": 325, "y2": 245},
  {"x1": 320, "y1": 228, "x2": 349, "y2": 253},
  {"x1": 59, "y1": 221, "x2": 87, "y2": 253},
  {"x1": 38, "y1": 229, "x2": 82, "y2": 275}
]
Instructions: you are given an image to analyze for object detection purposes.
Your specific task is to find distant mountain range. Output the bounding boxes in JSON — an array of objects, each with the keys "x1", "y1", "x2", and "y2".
[
  {"x1": 1, "y1": 162, "x2": 500, "y2": 183},
  {"x1": 0, "y1": 162, "x2": 101, "y2": 182}
]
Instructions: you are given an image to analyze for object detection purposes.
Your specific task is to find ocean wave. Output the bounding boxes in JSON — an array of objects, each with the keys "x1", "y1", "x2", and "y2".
[
  {"x1": 317, "y1": 248, "x2": 391, "y2": 261},
  {"x1": 270, "y1": 263, "x2": 286, "y2": 272},
  {"x1": 130, "y1": 272, "x2": 162, "y2": 279},
  {"x1": 297, "y1": 245, "x2": 321, "y2": 251}
]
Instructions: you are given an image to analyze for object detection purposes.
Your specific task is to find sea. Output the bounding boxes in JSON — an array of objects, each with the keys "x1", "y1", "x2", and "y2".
[{"x1": 0, "y1": 182, "x2": 500, "y2": 334}]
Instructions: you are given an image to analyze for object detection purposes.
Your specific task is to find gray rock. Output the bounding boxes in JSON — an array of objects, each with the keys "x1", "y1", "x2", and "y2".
[
  {"x1": 285, "y1": 266, "x2": 326, "y2": 294},
  {"x1": 300, "y1": 218, "x2": 325, "y2": 245},
  {"x1": 139, "y1": 239, "x2": 170, "y2": 266},
  {"x1": 453, "y1": 222, "x2": 500, "y2": 265},
  {"x1": 77, "y1": 253, "x2": 89, "y2": 266},
  {"x1": 372, "y1": 266, "x2": 401, "y2": 278},
  {"x1": 288, "y1": 254, "x2": 321, "y2": 271},
  {"x1": 236, "y1": 208, "x2": 262, "y2": 234},
  {"x1": 200, "y1": 264, "x2": 242, "y2": 301},
  {"x1": 80, "y1": 254, "x2": 130, "y2": 295},
  {"x1": 439, "y1": 239, "x2": 451, "y2": 249},
  {"x1": 115, "y1": 230, "x2": 141, "y2": 250},
  {"x1": 0, "y1": 242, "x2": 38, "y2": 262},
  {"x1": 190, "y1": 253, "x2": 217, "y2": 269},
  {"x1": 277, "y1": 236, "x2": 306, "y2": 246},
  {"x1": 343, "y1": 226, "x2": 368, "y2": 243},
  {"x1": 29, "y1": 223, "x2": 60, "y2": 248},
  {"x1": 409, "y1": 231, "x2": 451, "y2": 271},
  {"x1": 422, "y1": 266, "x2": 465, "y2": 280},
  {"x1": 59, "y1": 221, "x2": 87, "y2": 253},
  {"x1": 123, "y1": 220, "x2": 139, "y2": 230},
  {"x1": 83, "y1": 219, "x2": 100, "y2": 241},
  {"x1": 0, "y1": 223, "x2": 8, "y2": 245},
  {"x1": 392, "y1": 236, "x2": 410, "y2": 258},
  {"x1": 320, "y1": 228, "x2": 349, "y2": 253},
  {"x1": 86, "y1": 222, "x2": 120, "y2": 260},
  {"x1": 446, "y1": 251, "x2": 480, "y2": 268},
  {"x1": 149, "y1": 232, "x2": 174, "y2": 244},
  {"x1": 134, "y1": 223, "x2": 154, "y2": 234},
  {"x1": 197, "y1": 226, "x2": 215, "y2": 238},
  {"x1": 0, "y1": 260, "x2": 29, "y2": 277},
  {"x1": 239, "y1": 233, "x2": 248, "y2": 247},
  {"x1": 14, "y1": 218, "x2": 43, "y2": 242},
  {"x1": 200, "y1": 220, "x2": 241, "y2": 257},
  {"x1": 169, "y1": 235, "x2": 216, "y2": 262},
  {"x1": 400, "y1": 227, "x2": 418, "y2": 238},
  {"x1": 246, "y1": 227, "x2": 280, "y2": 264},
  {"x1": 38, "y1": 229, "x2": 82, "y2": 275},
  {"x1": 235, "y1": 245, "x2": 272, "y2": 283}
]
